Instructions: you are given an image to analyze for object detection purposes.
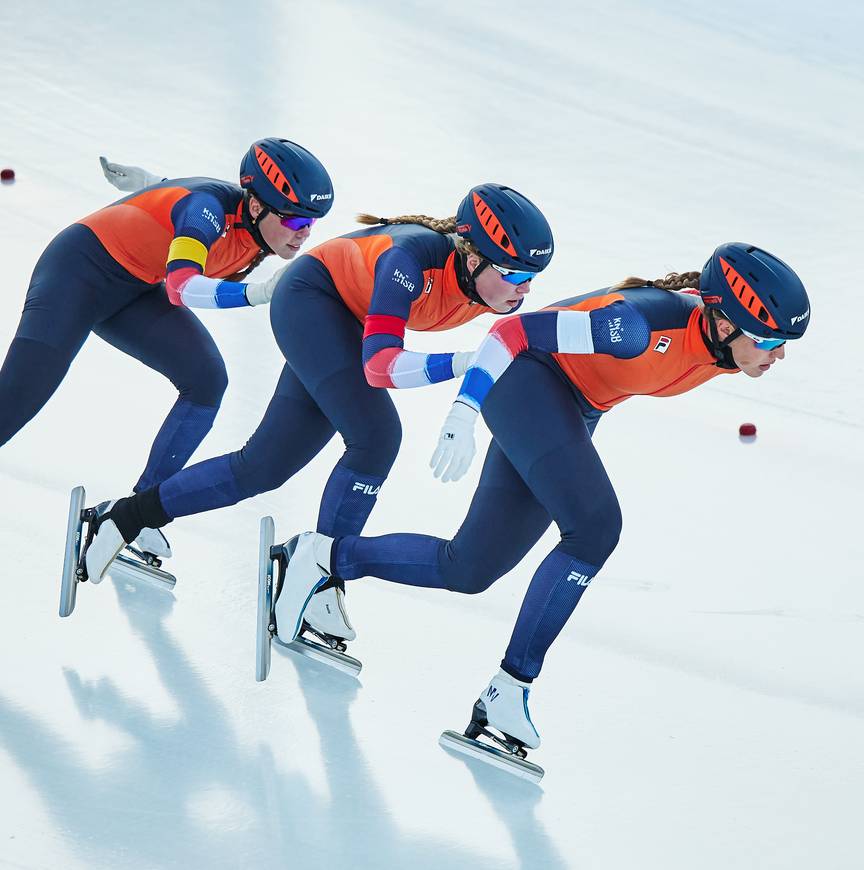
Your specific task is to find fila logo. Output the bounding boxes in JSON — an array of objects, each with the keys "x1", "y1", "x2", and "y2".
[
  {"x1": 608, "y1": 316, "x2": 623, "y2": 343},
  {"x1": 654, "y1": 336, "x2": 672, "y2": 353},
  {"x1": 352, "y1": 482, "x2": 381, "y2": 496},
  {"x1": 530, "y1": 246, "x2": 552, "y2": 256},
  {"x1": 486, "y1": 686, "x2": 500, "y2": 701},
  {"x1": 392, "y1": 269, "x2": 415, "y2": 292},
  {"x1": 310, "y1": 192, "x2": 332, "y2": 201},
  {"x1": 566, "y1": 571, "x2": 592, "y2": 587},
  {"x1": 790, "y1": 308, "x2": 810, "y2": 325},
  {"x1": 202, "y1": 207, "x2": 222, "y2": 233}
]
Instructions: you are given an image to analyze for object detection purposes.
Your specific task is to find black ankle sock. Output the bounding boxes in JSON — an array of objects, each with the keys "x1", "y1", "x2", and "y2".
[{"x1": 109, "y1": 487, "x2": 172, "y2": 543}]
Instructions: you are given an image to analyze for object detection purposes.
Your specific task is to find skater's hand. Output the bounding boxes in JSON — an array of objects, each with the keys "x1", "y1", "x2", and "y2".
[
  {"x1": 245, "y1": 262, "x2": 290, "y2": 306},
  {"x1": 450, "y1": 350, "x2": 476, "y2": 379},
  {"x1": 430, "y1": 401, "x2": 478, "y2": 482},
  {"x1": 99, "y1": 156, "x2": 164, "y2": 192}
]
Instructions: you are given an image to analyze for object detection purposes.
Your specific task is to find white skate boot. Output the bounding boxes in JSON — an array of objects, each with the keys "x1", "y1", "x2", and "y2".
[
  {"x1": 84, "y1": 514, "x2": 126, "y2": 585},
  {"x1": 273, "y1": 532, "x2": 334, "y2": 643},
  {"x1": 474, "y1": 670, "x2": 541, "y2": 749},
  {"x1": 96, "y1": 500, "x2": 171, "y2": 559},
  {"x1": 438, "y1": 669, "x2": 545, "y2": 783},
  {"x1": 303, "y1": 585, "x2": 356, "y2": 641}
]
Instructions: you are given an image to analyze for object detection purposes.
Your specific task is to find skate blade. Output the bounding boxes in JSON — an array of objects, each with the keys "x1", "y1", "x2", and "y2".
[
  {"x1": 59, "y1": 485, "x2": 87, "y2": 618},
  {"x1": 256, "y1": 516, "x2": 276, "y2": 682},
  {"x1": 109, "y1": 554, "x2": 177, "y2": 591},
  {"x1": 274, "y1": 635, "x2": 362, "y2": 677},
  {"x1": 439, "y1": 730, "x2": 544, "y2": 783}
]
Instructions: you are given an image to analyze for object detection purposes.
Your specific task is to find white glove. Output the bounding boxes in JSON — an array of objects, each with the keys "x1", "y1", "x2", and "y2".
[
  {"x1": 245, "y1": 262, "x2": 290, "y2": 306},
  {"x1": 99, "y1": 156, "x2": 164, "y2": 192},
  {"x1": 450, "y1": 350, "x2": 476, "y2": 379},
  {"x1": 430, "y1": 402, "x2": 479, "y2": 482}
]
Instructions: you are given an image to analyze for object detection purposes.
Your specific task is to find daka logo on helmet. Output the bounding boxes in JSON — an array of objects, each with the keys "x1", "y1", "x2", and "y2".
[
  {"x1": 310, "y1": 192, "x2": 332, "y2": 202},
  {"x1": 790, "y1": 308, "x2": 810, "y2": 326},
  {"x1": 530, "y1": 246, "x2": 552, "y2": 257}
]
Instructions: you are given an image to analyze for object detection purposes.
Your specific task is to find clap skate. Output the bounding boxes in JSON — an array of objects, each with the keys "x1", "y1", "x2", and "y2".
[
  {"x1": 439, "y1": 671, "x2": 544, "y2": 783},
  {"x1": 59, "y1": 485, "x2": 176, "y2": 618},
  {"x1": 256, "y1": 517, "x2": 361, "y2": 681}
]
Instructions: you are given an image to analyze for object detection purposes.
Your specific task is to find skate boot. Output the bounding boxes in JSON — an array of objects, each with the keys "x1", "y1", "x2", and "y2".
[
  {"x1": 303, "y1": 582, "x2": 356, "y2": 642},
  {"x1": 256, "y1": 520, "x2": 361, "y2": 680},
  {"x1": 272, "y1": 532, "x2": 334, "y2": 644},
  {"x1": 96, "y1": 500, "x2": 172, "y2": 560},
  {"x1": 59, "y1": 486, "x2": 177, "y2": 618},
  {"x1": 439, "y1": 669, "x2": 544, "y2": 783}
]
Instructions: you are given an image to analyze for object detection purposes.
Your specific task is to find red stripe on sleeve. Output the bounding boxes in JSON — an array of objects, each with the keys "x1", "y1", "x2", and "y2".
[
  {"x1": 364, "y1": 346, "x2": 402, "y2": 388},
  {"x1": 363, "y1": 314, "x2": 407, "y2": 340},
  {"x1": 164, "y1": 266, "x2": 201, "y2": 306},
  {"x1": 489, "y1": 315, "x2": 529, "y2": 357}
]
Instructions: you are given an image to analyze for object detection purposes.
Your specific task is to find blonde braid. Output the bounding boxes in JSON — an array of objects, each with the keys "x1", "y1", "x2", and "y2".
[
  {"x1": 356, "y1": 213, "x2": 458, "y2": 234},
  {"x1": 613, "y1": 271, "x2": 701, "y2": 291}
]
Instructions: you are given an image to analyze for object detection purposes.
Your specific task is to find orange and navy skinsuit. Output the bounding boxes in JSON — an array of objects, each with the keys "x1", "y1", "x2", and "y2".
[
  {"x1": 0, "y1": 177, "x2": 269, "y2": 489},
  {"x1": 457, "y1": 285, "x2": 735, "y2": 411},
  {"x1": 306, "y1": 223, "x2": 497, "y2": 388},
  {"x1": 328, "y1": 285, "x2": 742, "y2": 684},
  {"x1": 79, "y1": 177, "x2": 268, "y2": 308}
]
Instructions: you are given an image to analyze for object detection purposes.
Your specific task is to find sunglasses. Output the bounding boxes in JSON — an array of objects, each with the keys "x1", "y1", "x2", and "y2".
[
  {"x1": 741, "y1": 328, "x2": 786, "y2": 350},
  {"x1": 272, "y1": 210, "x2": 317, "y2": 231},
  {"x1": 489, "y1": 263, "x2": 536, "y2": 286}
]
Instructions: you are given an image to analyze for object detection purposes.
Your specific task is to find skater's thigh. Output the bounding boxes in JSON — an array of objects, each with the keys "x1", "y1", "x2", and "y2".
[
  {"x1": 444, "y1": 441, "x2": 552, "y2": 591},
  {"x1": 230, "y1": 363, "x2": 337, "y2": 488},
  {"x1": 482, "y1": 355, "x2": 620, "y2": 557},
  {"x1": 271, "y1": 268, "x2": 401, "y2": 469},
  {"x1": 93, "y1": 289, "x2": 227, "y2": 405}
]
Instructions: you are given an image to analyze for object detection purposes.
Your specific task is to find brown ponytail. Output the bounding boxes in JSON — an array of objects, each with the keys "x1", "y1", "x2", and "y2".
[
  {"x1": 356, "y1": 213, "x2": 458, "y2": 234},
  {"x1": 613, "y1": 271, "x2": 701, "y2": 291}
]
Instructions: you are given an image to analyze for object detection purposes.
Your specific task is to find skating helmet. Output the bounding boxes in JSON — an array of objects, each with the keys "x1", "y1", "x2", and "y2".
[
  {"x1": 699, "y1": 243, "x2": 810, "y2": 341},
  {"x1": 455, "y1": 183, "x2": 554, "y2": 272},
  {"x1": 240, "y1": 138, "x2": 334, "y2": 218}
]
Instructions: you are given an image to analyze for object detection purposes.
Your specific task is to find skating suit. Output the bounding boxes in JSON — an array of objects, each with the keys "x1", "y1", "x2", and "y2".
[
  {"x1": 332, "y1": 285, "x2": 738, "y2": 681},
  {"x1": 0, "y1": 178, "x2": 268, "y2": 491}
]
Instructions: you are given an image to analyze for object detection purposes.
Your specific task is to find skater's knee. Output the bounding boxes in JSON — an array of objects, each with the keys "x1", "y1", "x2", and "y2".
[
  {"x1": 440, "y1": 546, "x2": 501, "y2": 595},
  {"x1": 230, "y1": 443, "x2": 294, "y2": 499},
  {"x1": 343, "y1": 415, "x2": 402, "y2": 477},
  {"x1": 561, "y1": 491, "x2": 622, "y2": 565},
  {"x1": 181, "y1": 354, "x2": 228, "y2": 408}
]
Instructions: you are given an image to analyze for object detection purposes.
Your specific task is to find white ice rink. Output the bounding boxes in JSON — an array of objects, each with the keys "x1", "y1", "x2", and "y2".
[{"x1": 1, "y1": 1, "x2": 862, "y2": 868}]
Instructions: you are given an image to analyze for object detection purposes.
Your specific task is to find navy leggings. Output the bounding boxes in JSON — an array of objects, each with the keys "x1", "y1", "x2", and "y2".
[
  {"x1": 334, "y1": 353, "x2": 623, "y2": 681},
  {"x1": 156, "y1": 255, "x2": 401, "y2": 539},
  {"x1": 0, "y1": 224, "x2": 227, "y2": 491}
]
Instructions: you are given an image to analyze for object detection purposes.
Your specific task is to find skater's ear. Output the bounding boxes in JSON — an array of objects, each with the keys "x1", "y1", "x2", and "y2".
[{"x1": 248, "y1": 195, "x2": 265, "y2": 221}]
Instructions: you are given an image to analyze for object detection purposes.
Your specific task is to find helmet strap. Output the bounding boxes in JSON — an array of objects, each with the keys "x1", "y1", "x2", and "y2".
[
  {"x1": 238, "y1": 191, "x2": 275, "y2": 256},
  {"x1": 454, "y1": 250, "x2": 490, "y2": 306},
  {"x1": 703, "y1": 307, "x2": 739, "y2": 370}
]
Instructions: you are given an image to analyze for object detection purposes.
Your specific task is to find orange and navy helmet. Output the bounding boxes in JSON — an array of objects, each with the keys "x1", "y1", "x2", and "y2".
[
  {"x1": 239, "y1": 138, "x2": 334, "y2": 218},
  {"x1": 700, "y1": 243, "x2": 810, "y2": 340},
  {"x1": 455, "y1": 183, "x2": 554, "y2": 272}
]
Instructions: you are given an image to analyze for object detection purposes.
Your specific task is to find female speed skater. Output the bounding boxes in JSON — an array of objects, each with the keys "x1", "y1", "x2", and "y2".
[
  {"x1": 0, "y1": 138, "x2": 333, "y2": 557},
  {"x1": 268, "y1": 242, "x2": 811, "y2": 766},
  {"x1": 81, "y1": 183, "x2": 556, "y2": 644}
]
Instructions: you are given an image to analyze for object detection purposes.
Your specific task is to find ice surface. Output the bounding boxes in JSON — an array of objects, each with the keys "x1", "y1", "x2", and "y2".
[{"x1": 1, "y1": 1, "x2": 862, "y2": 868}]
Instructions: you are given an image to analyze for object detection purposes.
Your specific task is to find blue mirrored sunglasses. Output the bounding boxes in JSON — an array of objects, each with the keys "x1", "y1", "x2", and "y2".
[
  {"x1": 741, "y1": 328, "x2": 785, "y2": 350},
  {"x1": 273, "y1": 210, "x2": 317, "y2": 231},
  {"x1": 490, "y1": 263, "x2": 536, "y2": 285}
]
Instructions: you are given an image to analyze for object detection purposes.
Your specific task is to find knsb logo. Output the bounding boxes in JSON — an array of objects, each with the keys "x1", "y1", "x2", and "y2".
[
  {"x1": 566, "y1": 570, "x2": 592, "y2": 587},
  {"x1": 202, "y1": 207, "x2": 222, "y2": 233},
  {"x1": 352, "y1": 482, "x2": 381, "y2": 496},
  {"x1": 530, "y1": 246, "x2": 552, "y2": 257},
  {"x1": 607, "y1": 316, "x2": 623, "y2": 343},
  {"x1": 790, "y1": 308, "x2": 810, "y2": 326},
  {"x1": 392, "y1": 269, "x2": 415, "y2": 292},
  {"x1": 310, "y1": 192, "x2": 332, "y2": 201},
  {"x1": 654, "y1": 336, "x2": 672, "y2": 354},
  {"x1": 486, "y1": 686, "x2": 499, "y2": 701}
]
